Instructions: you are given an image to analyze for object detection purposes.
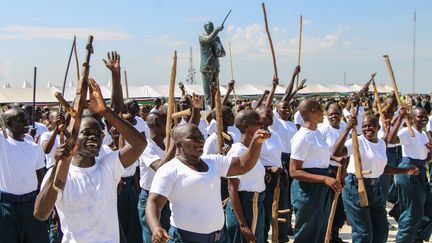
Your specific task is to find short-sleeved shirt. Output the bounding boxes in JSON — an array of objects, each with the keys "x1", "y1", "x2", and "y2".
[
  {"x1": 398, "y1": 127, "x2": 430, "y2": 160},
  {"x1": 40, "y1": 131, "x2": 61, "y2": 168},
  {"x1": 203, "y1": 132, "x2": 236, "y2": 156},
  {"x1": 139, "y1": 138, "x2": 165, "y2": 190},
  {"x1": 270, "y1": 117, "x2": 297, "y2": 153},
  {"x1": 345, "y1": 136, "x2": 387, "y2": 178},
  {"x1": 42, "y1": 151, "x2": 125, "y2": 243},
  {"x1": 259, "y1": 131, "x2": 284, "y2": 168},
  {"x1": 294, "y1": 110, "x2": 304, "y2": 127},
  {"x1": 318, "y1": 122, "x2": 346, "y2": 166},
  {"x1": 0, "y1": 134, "x2": 45, "y2": 195},
  {"x1": 150, "y1": 155, "x2": 232, "y2": 234},
  {"x1": 206, "y1": 120, "x2": 240, "y2": 143},
  {"x1": 180, "y1": 118, "x2": 208, "y2": 138},
  {"x1": 226, "y1": 143, "x2": 265, "y2": 193},
  {"x1": 426, "y1": 116, "x2": 432, "y2": 132},
  {"x1": 290, "y1": 127, "x2": 330, "y2": 169}
]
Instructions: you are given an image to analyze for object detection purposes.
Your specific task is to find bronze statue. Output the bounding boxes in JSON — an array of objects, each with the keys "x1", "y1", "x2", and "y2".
[{"x1": 199, "y1": 21, "x2": 225, "y2": 108}]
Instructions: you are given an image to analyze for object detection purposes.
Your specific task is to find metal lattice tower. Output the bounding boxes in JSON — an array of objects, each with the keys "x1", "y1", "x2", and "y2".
[{"x1": 186, "y1": 47, "x2": 196, "y2": 84}]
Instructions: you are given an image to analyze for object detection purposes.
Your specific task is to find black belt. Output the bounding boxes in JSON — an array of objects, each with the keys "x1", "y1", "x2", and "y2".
[
  {"x1": 0, "y1": 190, "x2": 38, "y2": 203},
  {"x1": 176, "y1": 227, "x2": 222, "y2": 243},
  {"x1": 348, "y1": 174, "x2": 379, "y2": 186},
  {"x1": 303, "y1": 167, "x2": 329, "y2": 176}
]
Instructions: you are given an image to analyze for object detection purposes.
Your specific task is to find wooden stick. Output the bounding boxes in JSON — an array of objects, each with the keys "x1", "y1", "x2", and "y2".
[
  {"x1": 371, "y1": 80, "x2": 387, "y2": 131},
  {"x1": 214, "y1": 77, "x2": 224, "y2": 154},
  {"x1": 296, "y1": 15, "x2": 303, "y2": 87},
  {"x1": 351, "y1": 105, "x2": 369, "y2": 207},
  {"x1": 325, "y1": 165, "x2": 343, "y2": 243},
  {"x1": 228, "y1": 42, "x2": 238, "y2": 105},
  {"x1": 262, "y1": 1, "x2": 278, "y2": 79},
  {"x1": 61, "y1": 36, "x2": 76, "y2": 108},
  {"x1": 171, "y1": 109, "x2": 191, "y2": 119},
  {"x1": 124, "y1": 70, "x2": 129, "y2": 99},
  {"x1": 165, "y1": 51, "x2": 177, "y2": 152},
  {"x1": 73, "y1": 39, "x2": 80, "y2": 81},
  {"x1": 383, "y1": 55, "x2": 415, "y2": 137},
  {"x1": 32, "y1": 66, "x2": 37, "y2": 128},
  {"x1": 271, "y1": 174, "x2": 281, "y2": 242},
  {"x1": 250, "y1": 192, "x2": 259, "y2": 243}
]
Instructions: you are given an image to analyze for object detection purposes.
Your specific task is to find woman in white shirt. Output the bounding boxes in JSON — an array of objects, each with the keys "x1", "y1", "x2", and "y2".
[
  {"x1": 290, "y1": 99, "x2": 341, "y2": 243},
  {"x1": 225, "y1": 110, "x2": 266, "y2": 243},
  {"x1": 146, "y1": 123, "x2": 269, "y2": 243},
  {"x1": 334, "y1": 114, "x2": 418, "y2": 243},
  {"x1": 388, "y1": 106, "x2": 432, "y2": 243}
]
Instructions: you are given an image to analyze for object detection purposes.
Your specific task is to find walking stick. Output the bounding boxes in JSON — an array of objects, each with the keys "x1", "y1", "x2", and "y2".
[
  {"x1": 228, "y1": 42, "x2": 238, "y2": 105},
  {"x1": 383, "y1": 55, "x2": 415, "y2": 137},
  {"x1": 60, "y1": 36, "x2": 76, "y2": 112},
  {"x1": 262, "y1": 1, "x2": 278, "y2": 79},
  {"x1": 214, "y1": 77, "x2": 224, "y2": 154},
  {"x1": 124, "y1": 70, "x2": 129, "y2": 99},
  {"x1": 325, "y1": 164, "x2": 343, "y2": 243},
  {"x1": 53, "y1": 35, "x2": 94, "y2": 191},
  {"x1": 371, "y1": 79, "x2": 387, "y2": 131},
  {"x1": 165, "y1": 51, "x2": 177, "y2": 152},
  {"x1": 296, "y1": 15, "x2": 303, "y2": 87},
  {"x1": 32, "y1": 66, "x2": 37, "y2": 128},
  {"x1": 250, "y1": 192, "x2": 259, "y2": 243},
  {"x1": 271, "y1": 174, "x2": 281, "y2": 242}
]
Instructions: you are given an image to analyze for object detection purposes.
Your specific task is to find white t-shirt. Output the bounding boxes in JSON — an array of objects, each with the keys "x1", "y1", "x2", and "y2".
[
  {"x1": 398, "y1": 127, "x2": 430, "y2": 160},
  {"x1": 180, "y1": 118, "x2": 208, "y2": 138},
  {"x1": 34, "y1": 122, "x2": 49, "y2": 143},
  {"x1": 40, "y1": 131, "x2": 61, "y2": 168},
  {"x1": 270, "y1": 117, "x2": 297, "y2": 153},
  {"x1": 259, "y1": 131, "x2": 284, "y2": 168},
  {"x1": 206, "y1": 120, "x2": 240, "y2": 143},
  {"x1": 345, "y1": 136, "x2": 387, "y2": 178},
  {"x1": 42, "y1": 151, "x2": 125, "y2": 243},
  {"x1": 203, "y1": 132, "x2": 236, "y2": 155},
  {"x1": 318, "y1": 122, "x2": 346, "y2": 166},
  {"x1": 294, "y1": 110, "x2": 304, "y2": 127},
  {"x1": 139, "y1": 138, "x2": 165, "y2": 190},
  {"x1": 290, "y1": 127, "x2": 330, "y2": 169},
  {"x1": 226, "y1": 143, "x2": 265, "y2": 193},
  {"x1": 150, "y1": 155, "x2": 232, "y2": 234},
  {"x1": 426, "y1": 116, "x2": 432, "y2": 132},
  {"x1": 0, "y1": 134, "x2": 45, "y2": 195},
  {"x1": 377, "y1": 118, "x2": 399, "y2": 148},
  {"x1": 343, "y1": 106, "x2": 364, "y2": 134},
  {"x1": 135, "y1": 116, "x2": 150, "y2": 138}
]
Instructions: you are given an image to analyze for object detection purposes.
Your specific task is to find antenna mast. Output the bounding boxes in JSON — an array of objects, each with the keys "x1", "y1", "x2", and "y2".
[{"x1": 186, "y1": 47, "x2": 196, "y2": 84}]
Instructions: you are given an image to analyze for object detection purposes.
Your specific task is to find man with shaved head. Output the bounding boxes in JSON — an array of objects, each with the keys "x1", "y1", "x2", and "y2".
[
  {"x1": 34, "y1": 79, "x2": 147, "y2": 242},
  {"x1": 146, "y1": 122, "x2": 270, "y2": 243},
  {"x1": 0, "y1": 108, "x2": 48, "y2": 242}
]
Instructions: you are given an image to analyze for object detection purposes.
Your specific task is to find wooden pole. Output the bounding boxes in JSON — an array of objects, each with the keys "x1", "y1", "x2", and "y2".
[
  {"x1": 383, "y1": 55, "x2": 415, "y2": 137},
  {"x1": 124, "y1": 70, "x2": 130, "y2": 99},
  {"x1": 351, "y1": 105, "x2": 369, "y2": 207},
  {"x1": 296, "y1": 15, "x2": 303, "y2": 87},
  {"x1": 262, "y1": 1, "x2": 278, "y2": 79},
  {"x1": 271, "y1": 174, "x2": 281, "y2": 242},
  {"x1": 214, "y1": 77, "x2": 224, "y2": 154},
  {"x1": 165, "y1": 51, "x2": 177, "y2": 152},
  {"x1": 250, "y1": 192, "x2": 259, "y2": 243},
  {"x1": 228, "y1": 42, "x2": 238, "y2": 105},
  {"x1": 32, "y1": 66, "x2": 37, "y2": 128},
  {"x1": 371, "y1": 80, "x2": 387, "y2": 132},
  {"x1": 325, "y1": 165, "x2": 343, "y2": 243}
]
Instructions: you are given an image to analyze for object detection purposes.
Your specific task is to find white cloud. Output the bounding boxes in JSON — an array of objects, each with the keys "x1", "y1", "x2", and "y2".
[
  {"x1": 225, "y1": 22, "x2": 353, "y2": 59},
  {"x1": 0, "y1": 25, "x2": 131, "y2": 40}
]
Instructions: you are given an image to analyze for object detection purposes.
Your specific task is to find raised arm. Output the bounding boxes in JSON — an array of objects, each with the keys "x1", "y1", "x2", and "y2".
[
  {"x1": 103, "y1": 52, "x2": 123, "y2": 115},
  {"x1": 333, "y1": 116, "x2": 356, "y2": 157},
  {"x1": 256, "y1": 90, "x2": 270, "y2": 108},
  {"x1": 226, "y1": 129, "x2": 270, "y2": 176},
  {"x1": 265, "y1": 76, "x2": 279, "y2": 108},
  {"x1": 388, "y1": 106, "x2": 407, "y2": 144},
  {"x1": 88, "y1": 78, "x2": 146, "y2": 167},
  {"x1": 42, "y1": 113, "x2": 66, "y2": 154},
  {"x1": 188, "y1": 93, "x2": 203, "y2": 126},
  {"x1": 282, "y1": 66, "x2": 300, "y2": 101},
  {"x1": 199, "y1": 27, "x2": 223, "y2": 44},
  {"x1": 222, "y1": 80, "x2": 234, "y2": 106}
]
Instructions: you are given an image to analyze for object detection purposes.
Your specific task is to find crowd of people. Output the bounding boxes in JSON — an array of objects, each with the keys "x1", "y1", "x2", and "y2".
[{"x1": 1, "y1": 60, "x2": 432, "y2": 243}]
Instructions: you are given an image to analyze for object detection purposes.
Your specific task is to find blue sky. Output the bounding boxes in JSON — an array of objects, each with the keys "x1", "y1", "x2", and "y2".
[{"x1": 0, "y1": 0, "x2": 430, "y2": 93}]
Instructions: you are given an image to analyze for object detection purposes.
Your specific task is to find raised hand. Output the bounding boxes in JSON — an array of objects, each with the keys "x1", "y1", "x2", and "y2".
[
  {"x1": 263, "y1": 90, "x2": 270, "y2": 96},
  {"x1": 189, "y1": 92, "x2": 203, "y2": 109},
  {"x1": 272, "y1": 75, "x2": 279, "y2": 87},
  {"x1": 252, "y1": 129, "x2": 271, "y2": 144},
  {"x1": 103, "y1": 51, "x2": 121, "y2": 73},
  {"x1": 293, "y1": 65, "x2": 301, "y2": 76},
  {"x1": 88, "y1": 78, "x2": 108, "y2": 114},
  {"x1": 346, "y1": 116, "x2": 358, "y2": 129},
  {"x1": 227, "y1": 80, "x2": 235, "y2": 91},
  {"x1": 297, "y1": 79, "x2": 307, "y2": 91},
  {"x1": 54, "y1": 143, "x2": 75, "y2": 162}
]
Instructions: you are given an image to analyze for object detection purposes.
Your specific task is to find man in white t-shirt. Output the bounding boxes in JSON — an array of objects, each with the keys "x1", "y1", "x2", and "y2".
[
  {"x1": 40, "y1": 111, "x2": 65, "y2": 169},
  {"x1": 0, "y1": 108, "x2": 48, "y2": 242},
  {"x1": 146, "y1": 123, "x2": 269, "y2": 243},
  {"x1": 125, "y1": 99, "x2": 151, "y2": 138},
  {"x1": 137, "y1": 111, "x2": 176, "y2": 242},
  {"x1": 22, "y1": 104, "x2": 49, "y2": 143},
  {"x1": 34, "y1": 79, "x2": 147, "y2": 243}
]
